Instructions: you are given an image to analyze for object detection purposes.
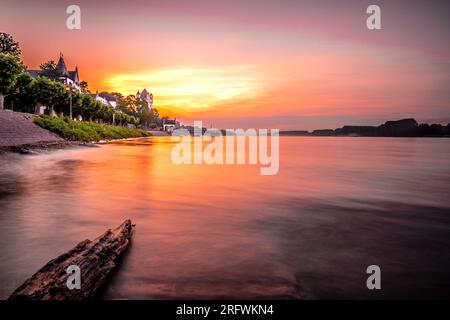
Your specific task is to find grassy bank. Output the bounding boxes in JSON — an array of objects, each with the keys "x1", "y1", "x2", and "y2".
[{"x1": 34, "y1": 116, "x2": 151, "y2": 142}]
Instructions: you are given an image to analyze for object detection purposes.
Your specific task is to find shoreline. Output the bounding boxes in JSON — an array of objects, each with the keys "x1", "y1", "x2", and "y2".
[
  {"x1": 0, "y1": 110, "x2": 161, "y2": 155},
  {"x1": 0, "y1": 135, "x2": 170, "y2": 155},
  {"x1": 0, "y1": 140, "x2": 93, "y2": 155},
  {"x1": 2, "y1": 132, "x2": 449, "y2": 156}
]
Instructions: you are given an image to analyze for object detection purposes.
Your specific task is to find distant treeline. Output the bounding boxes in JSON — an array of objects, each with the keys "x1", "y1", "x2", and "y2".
[{"x1": 281, "y1": 119, "x2": 450, "y2": 137}]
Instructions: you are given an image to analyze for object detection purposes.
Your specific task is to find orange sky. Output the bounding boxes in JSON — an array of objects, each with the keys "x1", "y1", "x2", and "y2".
[{"x1": 2, "y1": 0, "x2": 449, "y2": 129}]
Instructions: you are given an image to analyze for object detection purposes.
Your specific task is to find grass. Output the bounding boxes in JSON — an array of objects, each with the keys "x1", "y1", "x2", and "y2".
[{"x1": 34, "y1": 116, "x2": 151, "y2": 142}]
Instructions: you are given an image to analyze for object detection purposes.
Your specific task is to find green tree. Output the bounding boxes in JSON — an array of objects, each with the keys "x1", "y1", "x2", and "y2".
[
  {"x1": 81, "y1": 95, "x2": 97, "y2": 121},
  {"x1": 39, "y1": 60, "x2": 61, "y2": 80},
  {"x1": 139, "y1": 107, "x2": 154, "y2": 128},
  {"x1": 0, "y1": 53, "x2": 25, "y2": 110},
  {"x1": 53, "y1": 89, "x2": 71, "y2": 116},
  {"x1": 116, "y1": 99, "x2": 130, "y2": 114},
  {"x1": 71, "y1": 92, "x2": 85, "y2": 118},
  {"x1": 110, "y1": 92, "x2": 124, "y2": 101},
  {"x1": 0, "y1": 32, "x2": 21, "y2": 57},
  {"x1": 80, "y1": 80, "x2": 90, "y2": 93},
  {"x1": 4, "y1": 73, "x2": 34, "y2": 111},
  {"x1": 30, "y1": 77, "x2": 67, "y2": 115}
]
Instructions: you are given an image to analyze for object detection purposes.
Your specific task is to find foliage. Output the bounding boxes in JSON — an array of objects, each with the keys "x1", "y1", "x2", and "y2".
[
  {"x1": 0, "y1": 53, "x2": 25, "y2": 95},
  {"x1": 29, "y1": 77, "x2": 67, "y2": 112},
  {"x1": 0, "y1": 32, "x2": 21, "y2": 56},
  {"x1": 116, "y1": 94, "x2": 159, "y2": 128},
  {"x1": 79, "y1": 80, "x2": 89, "y2": 93},
  {"x1": 39, "y1": 60, "x2": 60, "y2": 80},
  {"x1": 0, "y1": 33, "x2": 153, "y2": 128},
  {"x1": 34, "y1": 116, "x2": 151, "y2": 142}
]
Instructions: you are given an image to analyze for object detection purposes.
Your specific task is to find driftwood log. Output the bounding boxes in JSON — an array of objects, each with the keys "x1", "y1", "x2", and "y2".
[{"x1": 9, "y1": 219, "x2": 134, "y2": 300}]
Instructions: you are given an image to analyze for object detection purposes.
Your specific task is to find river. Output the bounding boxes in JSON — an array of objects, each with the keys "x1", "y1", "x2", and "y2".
[{"x1": 0, "y1": 137, "x2": 449, "y2": 299}]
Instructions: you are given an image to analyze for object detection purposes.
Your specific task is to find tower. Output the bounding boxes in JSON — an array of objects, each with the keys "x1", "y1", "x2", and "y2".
[
  {"x1": 136, "y1": 88, "x2": 153, "y2": 110},
  {"x1": 56, "y1": 53, "x2": 68, "y2": 77}
]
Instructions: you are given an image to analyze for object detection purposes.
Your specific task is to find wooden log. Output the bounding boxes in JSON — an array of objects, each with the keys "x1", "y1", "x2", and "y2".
[{"x1": 9, "y1": 219, "x2": 134, "y2": 300}]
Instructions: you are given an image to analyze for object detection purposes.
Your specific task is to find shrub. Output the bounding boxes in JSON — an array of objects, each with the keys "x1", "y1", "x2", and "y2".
[{"x1": 34, "y1": 115, "x2": 151, "y2": 142}]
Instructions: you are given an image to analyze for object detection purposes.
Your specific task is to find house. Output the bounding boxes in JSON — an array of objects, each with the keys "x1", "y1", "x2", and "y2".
[
  {"x1": 162, "y1": 118, "x2": 180, "y2": 132},
  {"x1": 89, "y1": 92, "x2": 117, "y2": 108},
  {"x1": 28, "y1": 53, "x2": 81, "y2": 92},
  {"x1": 98, "y1": 93, "x2": 117, "y2": 108},
  {"x1": 136, "y1": 88, "x2": 153, "y2": 110}
]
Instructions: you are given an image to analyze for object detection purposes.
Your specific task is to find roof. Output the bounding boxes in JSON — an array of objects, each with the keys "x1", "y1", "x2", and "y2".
[
  {"x1": 164, "y1": 119, "x2": 177, "y2": 125},
  {"x1": 56, "y1": 54, "x2": 68, "y2": 76},
  {"x1": 27, "y1": 70, "x2": 41, "y2": 78},
  {"x1": 68, "y1": 70, "x2": 78, "y2": 82},
  {"x1": 98, "y1": 93, "x2": 117, "y2": 102}
]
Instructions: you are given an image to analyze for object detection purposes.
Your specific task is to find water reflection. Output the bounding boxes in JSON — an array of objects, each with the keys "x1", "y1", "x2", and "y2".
[{"x1": 0, "y1": 137, "x2": 449, "y2": 299}]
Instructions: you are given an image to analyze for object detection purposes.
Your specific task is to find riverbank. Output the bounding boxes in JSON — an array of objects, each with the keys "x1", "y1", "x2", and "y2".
[
  {"x1": 0, "y1": 110, "x2": 71, "y2": 154},
  {"x1": 280, "y1": 118, "x2": 450, "y2": 137},
  {"x1": 0, "y1": 110, "x2": 152, "y2": 154},
  {"x1": 33, "y1": 115, "x2": 151, "y2": 142}
]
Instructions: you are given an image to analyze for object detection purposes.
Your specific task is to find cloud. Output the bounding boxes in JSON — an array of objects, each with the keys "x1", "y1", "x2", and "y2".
[{"x1": 103, "y1": 66, "x2": 269, "y2": 114}]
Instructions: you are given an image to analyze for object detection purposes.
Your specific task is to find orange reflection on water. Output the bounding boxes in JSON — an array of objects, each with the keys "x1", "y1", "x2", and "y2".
[{"x1": 0, "y1": 137, "x2": 450, "y2": 299}]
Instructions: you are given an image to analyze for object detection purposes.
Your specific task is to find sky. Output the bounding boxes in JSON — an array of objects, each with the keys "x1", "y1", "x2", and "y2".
[{"x1": 1, "y1": 0, "x2": 449, "y2": 129}]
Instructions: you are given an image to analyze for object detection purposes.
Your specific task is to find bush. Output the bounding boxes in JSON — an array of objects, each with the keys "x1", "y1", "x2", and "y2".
[{"x1": 34, "y1": 115, "x2": 151, "y2": 142}]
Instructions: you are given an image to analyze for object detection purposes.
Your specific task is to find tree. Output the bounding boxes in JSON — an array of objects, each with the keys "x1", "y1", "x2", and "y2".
[
  {"x1": 81, "y1": 95, "x2": 97, "y2": 121},
  {"x1": 0, "y1": 32, "x2": 21, "y2": 57},
  {"x1": 0, "y1": 53, "x2": 25, "y2": 110},
  {"x1": 80, "y1": 80, "x2": 90, "y2": 93},
  {"x1": 39, "y1": 60, "x2": 60, "y2": 80},
  {"x1": 116, "y1": 99, "x2": 130, "y2": 114},
  {"x1": 124, "y1": 95, "x2": 137, "y2": 113},
  {"x1": 30, "y1": 77, "x2": 67, "y2": 115},
  {"x1": 110, "y1": 92, "x2": 124, "y2": 101},
  {"x1": 135, "y1": 98, "x2": 148, "y2": 113},
  {"x1": 139, "y1": 107, "x2": 154, "y2": 128},
  {"x1": 71, "y1": 92, "x2": 85, "y2": 118},
  {"x1": 4, "y1": 73, "x2": 34, "y2": 112}
]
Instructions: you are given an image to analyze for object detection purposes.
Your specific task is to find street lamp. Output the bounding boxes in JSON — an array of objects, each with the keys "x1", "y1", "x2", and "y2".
[
  {"x1": 59, "y1": 77, "x2": 73, "y2": 120},
  {"x1": 69, "y1": 90, "x2": 72, "y2": 120}
]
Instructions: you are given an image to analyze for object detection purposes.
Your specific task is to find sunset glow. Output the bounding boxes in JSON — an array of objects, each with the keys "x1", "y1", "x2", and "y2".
[
  {"x1": 2, "y1": 0, "x2": 449, "y2": 128},
  {"x1": 104, "y1": 66, "x2": 267, "y2": 116}
]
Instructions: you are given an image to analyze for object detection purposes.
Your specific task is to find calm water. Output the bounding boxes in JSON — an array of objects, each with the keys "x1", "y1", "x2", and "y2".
[{"x1": 0, "y1": 137, "x2": 450, "y2": 299}]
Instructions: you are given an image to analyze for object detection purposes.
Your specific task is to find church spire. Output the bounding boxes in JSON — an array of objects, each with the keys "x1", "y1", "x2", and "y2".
[{"x1": 56, "y1": 53, "x2": 68, "y2": 76}]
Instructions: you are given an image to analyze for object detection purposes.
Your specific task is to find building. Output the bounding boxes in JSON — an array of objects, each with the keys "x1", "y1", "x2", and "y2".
[
  {"x1": 136, "y1": 88, "x2": 153, "y2": 110},
  {"x1": 162, "y1": 118, "x2": 180, "y2": 132},
  {"x1": 28, "y1": 53, "x2": 81, "y2": 92},
  {"x1": 89, "y1": 92, "x2": 117, "y2": 109}
]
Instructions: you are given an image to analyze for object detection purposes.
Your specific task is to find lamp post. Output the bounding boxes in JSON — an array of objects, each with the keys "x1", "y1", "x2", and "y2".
[
  {"x1": 59, "y1": 77, "x2": 73, "y2": 120},
  {"x1": 69, "y1": 90, "x2": 73, "y2": 120}
]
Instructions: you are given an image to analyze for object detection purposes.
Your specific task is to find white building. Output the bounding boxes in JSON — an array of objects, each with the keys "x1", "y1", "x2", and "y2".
[
  {"x1": 89, "y1": 92, "x2": 117, "y2": 109},
  {"x1": 162, "y1": 118, "x2": 180, "y2": 132}
]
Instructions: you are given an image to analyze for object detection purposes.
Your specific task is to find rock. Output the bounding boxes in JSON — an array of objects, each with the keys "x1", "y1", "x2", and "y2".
[{"x1": 8, "y1": 219, "x2": 134, "y2": 300}]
